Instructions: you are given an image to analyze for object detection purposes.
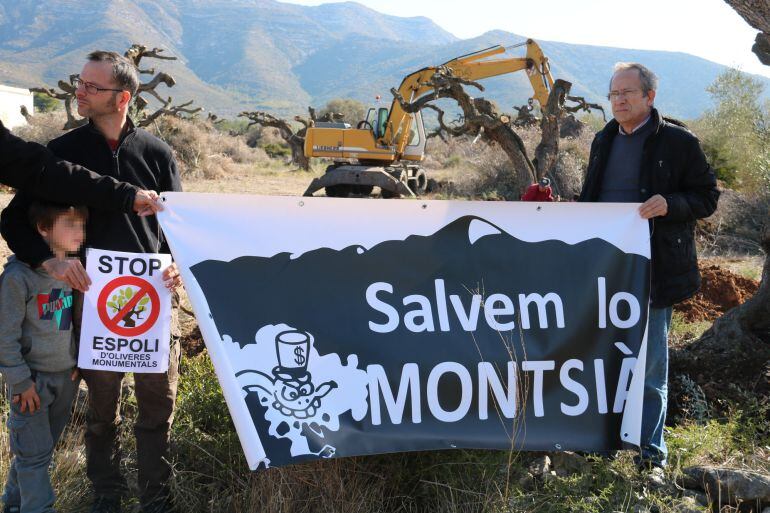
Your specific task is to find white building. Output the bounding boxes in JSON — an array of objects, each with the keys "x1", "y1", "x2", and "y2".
[{"x1": 0, "y1": 84, "x2": 33, "y2": 128}]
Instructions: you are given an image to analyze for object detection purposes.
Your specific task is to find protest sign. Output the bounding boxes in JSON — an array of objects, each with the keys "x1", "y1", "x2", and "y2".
[
  {"x1": 78, "y1": 249, "x2": 173, "y2": 373},
  {"x1": 158, "y1": 193, "x2": 650, "y2": 469}
]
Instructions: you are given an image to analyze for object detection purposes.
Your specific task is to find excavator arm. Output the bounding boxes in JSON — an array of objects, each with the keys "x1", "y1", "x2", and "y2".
[{"x1": 383, "y1": 39, "x2": 555, "y2": 156}]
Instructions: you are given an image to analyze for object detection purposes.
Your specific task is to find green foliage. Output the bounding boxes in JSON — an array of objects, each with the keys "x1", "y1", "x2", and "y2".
[
  {"x1": 692, "y1": 68, "x2": 770, "y2": 192},
  {"x1": 168, "y1": 355, "x2": 248, "y2": 505},
  {"x1": 320, "y1": 98, "x2": 367, "y2": 124},
  {"x1": 174, "y1": 355, "x2": 235, "y2": 438},
  {"x1": 214, "y1": 118, "x2": 250, "y2": 135},
  {"x1": 728, "y1": 396, "x2": 770, "y2": 452},
  {"x1": 262, "y1": 142, "x2": 291, "y2": 158},
  {"x1": 32, "y1": 92, "x2": 61, "y2": 113},
  {"x1": 700, "y1": 139, "x2": 739, "y2": 186},
  {"x1": 668, "y1": 311, "x2": 713, "y2": 347},
  {"x1": 668, "y1": 419, "x2": 743, "y2": 468},
  {"x1": 107, "y1": 286, "x2": 148, "y2": 316}
]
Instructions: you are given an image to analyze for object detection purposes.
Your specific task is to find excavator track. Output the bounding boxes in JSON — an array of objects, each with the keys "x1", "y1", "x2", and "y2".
[{"x1": 304, "y1": 164, "x2": 425, "y2": 198}]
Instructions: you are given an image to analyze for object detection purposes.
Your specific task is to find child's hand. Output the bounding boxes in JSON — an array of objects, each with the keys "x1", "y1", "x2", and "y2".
[
  {"x1": 71, "y1": 368, "x2": 81, "y2": 382},
  {"x1": 162, "y1": 263, "x2": 182, "y2": 291},
  {"x1": 12, "y1": 383, "x2": 41, "y2": 414}
]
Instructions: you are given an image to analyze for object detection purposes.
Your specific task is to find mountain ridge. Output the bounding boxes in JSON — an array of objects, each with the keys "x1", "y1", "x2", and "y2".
[{"x1": 0, "y1": 0, "x2": 764, "y2": 119}]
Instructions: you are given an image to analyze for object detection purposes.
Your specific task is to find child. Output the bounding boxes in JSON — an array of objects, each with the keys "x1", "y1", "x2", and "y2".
[{"x1": 0, "y1": 201, "x2": 87, "y2": 513}]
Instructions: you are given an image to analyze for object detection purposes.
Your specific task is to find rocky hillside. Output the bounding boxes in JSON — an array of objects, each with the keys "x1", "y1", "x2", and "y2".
[{"x1": 0, "y1": 0, "x2": 767, "y2": 118}]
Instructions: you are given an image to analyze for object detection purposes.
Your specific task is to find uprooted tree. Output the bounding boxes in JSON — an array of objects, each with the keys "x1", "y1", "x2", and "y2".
[
  {"x1": 28, "y1": 44, "x2": 201, "y2": 129},
  {"x1": 391, "y1": 67, "x2": 577, "y2": 194},
  {"x1": 238, "y1": 111, "x2": 309, "y2": 171},
  {"x1": 29, "y1": 76, "x2": 83, "y2": 130},
  {"x1": 238, "y1": 107, "x2": 345, "y2": 171},
  {"x1": 511, "y1": 95, "x2": 605, "y2": 135}
]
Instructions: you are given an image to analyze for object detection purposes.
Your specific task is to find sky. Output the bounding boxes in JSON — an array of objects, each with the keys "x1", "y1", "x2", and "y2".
[{"x1": 282, "y1": 0, "x2": 770, "y2": 78}]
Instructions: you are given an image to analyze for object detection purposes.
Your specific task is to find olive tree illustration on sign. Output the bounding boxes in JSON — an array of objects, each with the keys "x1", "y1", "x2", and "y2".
[{"x1": 108, "y1": 287, "x2": 150, "y2": 328}]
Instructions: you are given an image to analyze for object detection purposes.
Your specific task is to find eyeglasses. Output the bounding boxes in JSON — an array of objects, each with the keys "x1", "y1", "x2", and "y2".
[
  {"x1": 73, "y1": 77, "x2": 124, "y2": 95},
  {"x1": 607, "y1": 89, "x2": 644, "y2": 101}
]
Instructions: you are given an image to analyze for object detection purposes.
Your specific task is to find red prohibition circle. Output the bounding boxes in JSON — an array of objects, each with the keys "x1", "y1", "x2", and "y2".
[{"x1": 97, "y1": 276, "x2": 161, "y2": 337}]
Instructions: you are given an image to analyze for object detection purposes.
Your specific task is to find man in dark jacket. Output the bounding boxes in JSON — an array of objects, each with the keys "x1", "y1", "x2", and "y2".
[
  {"x1": 1, "y1": 120, "x2": 162, "y2": 289},
  {"x1": 1, "y1": 51, "x2": 182, "y2": 513},
  {"x1": 579, "y1": 63, "x2": 719, "y2": 470}
]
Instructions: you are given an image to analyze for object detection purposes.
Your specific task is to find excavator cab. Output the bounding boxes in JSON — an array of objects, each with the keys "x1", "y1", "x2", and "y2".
[
  {"x1": 376, "y1": 107, "x2": 388, "y2": 139},
  {"x1": 362, "y1": 107, "x2": 390, "y2": 139}
]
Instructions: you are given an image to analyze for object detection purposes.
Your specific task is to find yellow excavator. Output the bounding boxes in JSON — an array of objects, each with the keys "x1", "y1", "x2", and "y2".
[{"x1": 303, "y1": 39, "x2": 555, "y2": 198}]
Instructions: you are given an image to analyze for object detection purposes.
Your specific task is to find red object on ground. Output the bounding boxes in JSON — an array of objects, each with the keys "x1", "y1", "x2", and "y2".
[{"x1": 521, "y1": 183, "x2": 554, "y2": 201}]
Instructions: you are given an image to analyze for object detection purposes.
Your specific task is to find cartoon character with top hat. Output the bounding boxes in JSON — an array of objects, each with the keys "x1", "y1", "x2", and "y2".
[{"x1": 237, "y1": 329, "x2": 338, "y2": 420}]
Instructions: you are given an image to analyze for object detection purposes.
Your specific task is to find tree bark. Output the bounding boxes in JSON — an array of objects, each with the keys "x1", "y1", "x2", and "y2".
[
  {"x1": 724, "y1": 0, "x2": 770, "y2": 64},
  {"x1": 534, "y1": 79, "x2": 571, "y2": 180},
  {"x1": 700, "y1": 220, "x2": 770, "y2": 344}
]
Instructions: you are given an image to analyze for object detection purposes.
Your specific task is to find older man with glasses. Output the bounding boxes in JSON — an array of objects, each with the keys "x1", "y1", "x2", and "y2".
[{"x1": 579, "y1": 63, "x2": 719, "y2": 478}]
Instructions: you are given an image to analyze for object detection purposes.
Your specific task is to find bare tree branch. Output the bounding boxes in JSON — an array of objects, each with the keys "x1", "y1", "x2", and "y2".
[
  {"x1": 29, "y1": 81, "x2": 85, "y2": 129},
  {"x1": 206, "y1": 113, "x2": 224, "y2": 125},
  {"x1": 239, "y1": 111, "x2": 309, "y2": 170},
  {"x1": 565, "y1": 95, "x2": 606, "y2": 121},
  {"x1": 137, "y1": 72, "x2": 176, "y2": 104},
  {"x1": 391, "y1": 68, "x2": 537, "y2": 192},
  {"x1": 124, "y1": 44, "x2": 177, "y2": 74},
  {"x1": 19, "y1": 105, "x2": 33, "y2": 124},
  {"x1": 137, "y1": 99, "x2": 202, "y2": 127}
]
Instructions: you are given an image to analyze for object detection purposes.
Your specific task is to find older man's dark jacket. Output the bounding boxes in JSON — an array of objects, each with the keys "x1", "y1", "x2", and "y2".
[{"x1": 579, "y1": 108, "x2": 719, "y2": 308}]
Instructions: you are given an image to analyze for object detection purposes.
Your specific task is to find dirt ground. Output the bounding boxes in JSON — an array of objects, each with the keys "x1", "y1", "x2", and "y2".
[{"x1": 675, "y1": 262, "x2": 760, "y2": 322}]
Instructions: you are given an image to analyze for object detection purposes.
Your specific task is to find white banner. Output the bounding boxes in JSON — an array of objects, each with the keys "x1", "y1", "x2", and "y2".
[
  {"x1": 78, "y1": 249, "x2": 173, "y2": 373},
  {"x1": 158, "y1": 193, "x2": 650, "y2": 469}
]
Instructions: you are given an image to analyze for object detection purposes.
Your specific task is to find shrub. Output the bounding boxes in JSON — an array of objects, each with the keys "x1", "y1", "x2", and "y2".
[
  {"x1": 246, "y1": 126, "x2": 292, "y2": 150},
  {"x1": 11, "y1": 111, "x2": 68, "y2": 145},
  {"x1": 698, "y1": 188, "x2": 770, "y2": 255},
  {"x1": 319, "y1": 98, "x2": 367, "y2": 124},
  {"x1": 549, "y1": 129, "x2": 594, "y2": 201},
  {"x1": 692, "y1": 68, "x2": 770, "y2": 192},
  {"x1": 427, "y1": 125, "x2": 593, "y2": 201},
  {"x1": 33, "y1": 92, "x2": 61, "y2": 113},
  {"x1": 262, "y1": 142, "x2": 291, "y2": 159},
  {"x1": 148, "y1": 116, "x2": 269, "y2": 179}
]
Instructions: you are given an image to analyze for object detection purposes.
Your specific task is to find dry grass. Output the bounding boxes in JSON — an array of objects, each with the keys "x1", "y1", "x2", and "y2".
[
  {"x1": 699, "y1": 189, "x2": 770, "y2": 256},
  {"x1": 146, "y1": 116, "x2": 272, "y2": 180},
  {"x1": 10, "y1": 112, "x2": 70, "y2": 145}
]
